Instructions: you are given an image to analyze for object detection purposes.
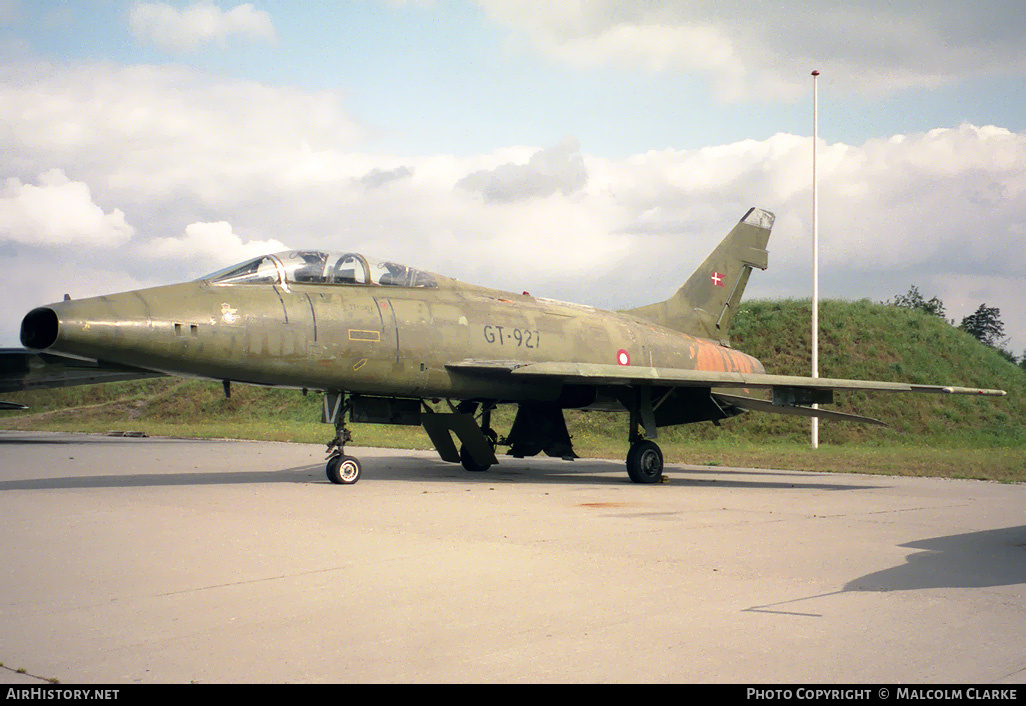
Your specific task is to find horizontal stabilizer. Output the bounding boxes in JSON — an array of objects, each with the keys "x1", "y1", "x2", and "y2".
[{"x1": 714, "y1": 393, "x2": 887, "y2": 426}]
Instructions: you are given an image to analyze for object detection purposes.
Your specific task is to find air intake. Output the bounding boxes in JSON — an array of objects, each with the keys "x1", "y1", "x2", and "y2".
[{"x1": 20, "y1": 307, "x2": 59, "y2": 349}]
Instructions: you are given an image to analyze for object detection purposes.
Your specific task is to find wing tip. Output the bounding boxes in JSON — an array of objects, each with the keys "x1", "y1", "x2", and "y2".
[{"x1": 909, "y1": 384, "x2": 1007, "y2": 396}]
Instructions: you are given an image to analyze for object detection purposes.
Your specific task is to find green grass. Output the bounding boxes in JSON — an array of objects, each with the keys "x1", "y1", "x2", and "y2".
[
  {"x1": 728, "y1": 299, "x2": 1026, "y2": 448},
  {"x1": 3, "y1": 299, "x2": 1023, "y2": 481}
]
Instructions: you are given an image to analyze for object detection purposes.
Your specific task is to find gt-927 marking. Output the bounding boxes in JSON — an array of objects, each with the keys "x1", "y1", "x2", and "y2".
[{"x1": 483, "y1": 324, "x2": 540, "y2": 348}]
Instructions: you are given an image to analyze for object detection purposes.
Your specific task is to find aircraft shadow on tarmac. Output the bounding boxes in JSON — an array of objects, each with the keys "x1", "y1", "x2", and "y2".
[
  {"x1": 0, "y1": 431, "x2": 892, "y2": 491},
  {"x1": 0, "y1": 451, "x2": 878, "y2": 491},
  {"x1": 746, "y1": 525, "x2": 1026, "y2": 617},
  {"x1": 0, "y1": 431, "x2": 872, "y2": 490},
  {"x1": 358, "y1": 457, "x2": 880, "y2": 491},
  {"x1": 0, "y1": 435, "x2": 153, "y2": 445},
  {"x1": 0, "y1": 466, "x2": 318, "y2": 490},
  {"x1": 844, "y1": 525, "x2": 1026, "y2": 592}
]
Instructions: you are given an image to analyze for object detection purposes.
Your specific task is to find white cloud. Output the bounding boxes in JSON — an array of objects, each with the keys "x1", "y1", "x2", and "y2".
[
  {"x1": 139, "y1": 221, "x2": 288, "y2": 268},
  {"x1": 0, "y1": 61, "x2": 365, "y2": 204},
  {"x1": 0, "y1": 60, "x2": 1022, "y2": 354},
  {"x1": 356, "y1": 166, "x2": 414, "y2": 190},
  {"x1": 0, "y1": 169, "x2": 134, "y2": 246},
  {"x1": 456, "y1": 137, "x2": 588, "y2": 202},
  {"x1": 129, "y1": 1, "x2": 276, "y2": 53},
  {"x1": 477, "y1": 1, "x2": 1026, "y2": 99}
]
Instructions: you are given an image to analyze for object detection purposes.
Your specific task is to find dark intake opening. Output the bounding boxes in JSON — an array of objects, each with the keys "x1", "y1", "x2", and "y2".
[{"x1": 20, "y1": 307, "x2": 59, "y2": 349}]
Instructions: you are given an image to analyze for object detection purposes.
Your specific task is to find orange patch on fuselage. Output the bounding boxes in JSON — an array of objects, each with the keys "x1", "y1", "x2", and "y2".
[{"x1": 694, "y1": 340, "x2": 761, "y2": 373}]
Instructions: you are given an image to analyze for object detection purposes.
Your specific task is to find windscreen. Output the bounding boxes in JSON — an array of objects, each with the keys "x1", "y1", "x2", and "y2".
[{"x1": 204, "y1": 256, "x2": 282, "y2": 285}]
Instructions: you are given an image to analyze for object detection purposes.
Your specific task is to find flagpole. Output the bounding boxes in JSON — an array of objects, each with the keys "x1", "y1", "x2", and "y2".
[{"x1": 811, "y1": 69, "x2": 820, "y2": 450}]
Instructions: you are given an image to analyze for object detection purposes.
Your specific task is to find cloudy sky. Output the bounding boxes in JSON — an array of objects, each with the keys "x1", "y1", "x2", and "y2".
[{"x1": 1, "y1": 1, "x2": 1024, "y2": 358}]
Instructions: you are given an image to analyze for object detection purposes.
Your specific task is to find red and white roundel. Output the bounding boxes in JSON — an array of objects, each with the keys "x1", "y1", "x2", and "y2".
[{"x1": 616, "y1": 349, "x2": 631, "y2": 366}]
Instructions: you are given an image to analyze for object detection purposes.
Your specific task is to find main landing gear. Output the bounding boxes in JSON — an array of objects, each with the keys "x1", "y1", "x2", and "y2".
[
  {"x1": 324, "y1": 392, "x2": 362, "y2": 484},
  {"x1": 625, "y1": 387, "x2": 664, "y2": 484},
  {"x1": 626, "y1": 439, "x2": 664, "y2": 484},
  {"x1": 456, "y1": 400, "x2": 498, "y2": 473}
]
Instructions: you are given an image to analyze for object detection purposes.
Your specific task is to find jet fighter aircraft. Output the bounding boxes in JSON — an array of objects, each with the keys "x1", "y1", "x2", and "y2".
[{"x1": 2, "y1": 208, "x2": 1006, "y2": 484}]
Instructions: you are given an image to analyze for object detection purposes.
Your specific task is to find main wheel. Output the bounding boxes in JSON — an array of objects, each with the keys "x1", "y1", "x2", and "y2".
[
  {"x1": 460, "y1": 443, "x2": 492, "y2": 473},
  {"x1": 626, "y1": 440, "x2": 663, "y2": 484},
  {"x1": 326, "y1": 454, "x2": 362, "y2": 484}
]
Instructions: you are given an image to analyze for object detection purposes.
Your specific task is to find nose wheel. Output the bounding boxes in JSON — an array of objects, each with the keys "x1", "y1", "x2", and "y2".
[{"x1": 326, "y1": 454, "x2": 362, "y2": 484}]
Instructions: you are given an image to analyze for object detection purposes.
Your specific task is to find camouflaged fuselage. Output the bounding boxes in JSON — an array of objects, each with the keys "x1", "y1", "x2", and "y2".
[{"x1": 25, "y1": 274, "x2": 763, "y2": 403}]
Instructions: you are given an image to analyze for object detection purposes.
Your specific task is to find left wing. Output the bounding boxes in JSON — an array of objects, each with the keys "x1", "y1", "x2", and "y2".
[
  {"x1": 447, "y1": 360, "x2": 1005, "y2": 425},
  {"x1": 0, "y1": 348, "x2": 164, "y2": 408}
]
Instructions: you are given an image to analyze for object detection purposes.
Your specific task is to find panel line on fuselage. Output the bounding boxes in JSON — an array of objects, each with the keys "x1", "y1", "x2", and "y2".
[
  {"x1": 375, "y1": 297, "x2": 400, "y2": 364},
  {"x1": 272, "y1": 286, "x2": 289, "y2": 323},
  {"x1": 305, "y1": 293, "x2": 317, "y2": 343}
]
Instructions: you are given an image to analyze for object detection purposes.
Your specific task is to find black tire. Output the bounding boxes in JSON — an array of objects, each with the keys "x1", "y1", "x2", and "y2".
[
  {"x1": 326, "y1": 455, "x2": 361, "y2": 484},
  {"x1": 626, "y1": 440, "x2": 663, "y2": 484},
  {"x1": 460, "y1": 444, "x2": 492, "y2": 473}
]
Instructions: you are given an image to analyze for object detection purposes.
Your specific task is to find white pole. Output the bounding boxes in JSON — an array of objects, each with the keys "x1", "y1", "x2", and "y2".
[{"x1": 811, "y1": 70, "x2": 820, "y2": 449}]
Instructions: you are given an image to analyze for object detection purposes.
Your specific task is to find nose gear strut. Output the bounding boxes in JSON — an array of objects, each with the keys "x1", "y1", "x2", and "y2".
[{"x1": 324, "y1": 391, "x2": 361, "y2": 484}]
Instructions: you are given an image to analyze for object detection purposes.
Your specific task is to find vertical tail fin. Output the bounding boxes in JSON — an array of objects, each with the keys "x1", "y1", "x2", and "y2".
[{"x1": 626, "y1": 208, "x2": 773, "y2": 344}]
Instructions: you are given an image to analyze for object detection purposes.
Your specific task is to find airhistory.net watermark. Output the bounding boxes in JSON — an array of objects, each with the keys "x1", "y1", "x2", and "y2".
[{"x1": 6, "y1": 689, "x2": 118, "y2": 701}]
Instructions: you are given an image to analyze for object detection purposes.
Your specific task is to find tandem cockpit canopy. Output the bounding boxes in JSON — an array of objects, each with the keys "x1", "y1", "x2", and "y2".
[{"x1": 202, "y1": 251, "x2": 439, "y2": 288}]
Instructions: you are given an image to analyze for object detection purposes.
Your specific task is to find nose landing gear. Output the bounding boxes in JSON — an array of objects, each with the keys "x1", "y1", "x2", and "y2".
[
  {"x1": 324, "y1": 391, "x2": 362, "y2": 484},
  {"x1": 326, "y1": 453, "x2": 361, "y2": 484}
]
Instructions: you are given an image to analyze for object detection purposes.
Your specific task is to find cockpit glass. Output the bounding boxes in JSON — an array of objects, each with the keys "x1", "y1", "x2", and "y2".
[
  {"x1": 204, "y1": 256, "x2": 282, "y2": 285},
  {"x1": 330, "y1": 253, "x2": 367, "y2": 284},
  {"x1": 204, "y1": 251, "x2": 438, "y2": 288},
  {"x1": 285, "y1": 251, "x2": 328, "y2": 283}
]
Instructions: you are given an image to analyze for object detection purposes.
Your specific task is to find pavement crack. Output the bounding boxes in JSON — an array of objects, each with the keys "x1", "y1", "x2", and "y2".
[
  {"x1": 0, "y1": 663, "x2": 59, "y2": 684},
  {"x1": 152, "y1": 564, "x2": 353, "y2": 598}
]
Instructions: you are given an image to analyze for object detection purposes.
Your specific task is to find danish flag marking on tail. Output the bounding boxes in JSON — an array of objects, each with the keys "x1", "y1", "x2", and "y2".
[{"x1": 711, "y1": 271, "x2": 725, "y2": 287}]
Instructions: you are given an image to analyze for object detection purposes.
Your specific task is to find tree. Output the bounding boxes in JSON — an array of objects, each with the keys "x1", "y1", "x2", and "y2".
[
  {"x1": 995, "y1": 347, "x2": 1018, "y2": 365},
  {"x1": 887, "y1": 285, "x2": 946, "y2": 318},
  {"x1": 959, "y1": 304, "x2": 1006, "y2": 348}
]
